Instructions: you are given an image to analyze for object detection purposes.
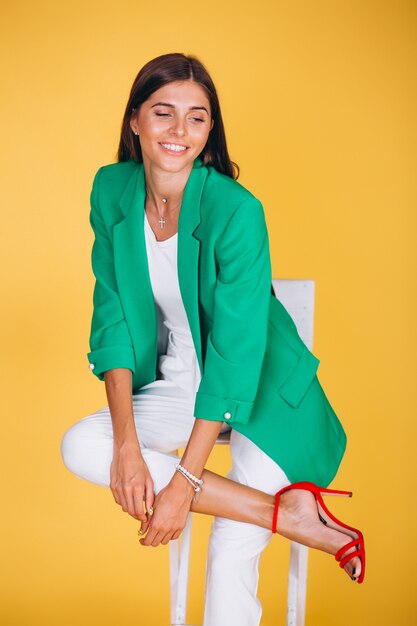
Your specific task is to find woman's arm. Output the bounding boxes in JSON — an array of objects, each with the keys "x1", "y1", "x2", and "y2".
[
  {"x1": 87, "y1": 167, "x2": 136, "y2": 380},
  {"x1": 104, "y1": 368, "x2": 155, "y2": 522},
  {"x1": 173, "y1": 417, "x2": 224, "y2": 484},
  {"x1": 104, "y1": 368, "x2": 138, "y2": 446}
]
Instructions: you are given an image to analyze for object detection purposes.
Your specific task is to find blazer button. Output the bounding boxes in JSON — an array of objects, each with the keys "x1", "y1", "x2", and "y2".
[
  {"x1": 89, "y1": 363, "x2": 95, "y2": 370},
  {"x1": 223, "y1": 411, "x2": 231, "y2": 420}
]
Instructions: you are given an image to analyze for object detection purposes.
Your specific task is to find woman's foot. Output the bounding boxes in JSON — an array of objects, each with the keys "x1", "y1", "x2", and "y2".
[{"x1": 274, "y1": 488, "x2": 362, "y2": 581}]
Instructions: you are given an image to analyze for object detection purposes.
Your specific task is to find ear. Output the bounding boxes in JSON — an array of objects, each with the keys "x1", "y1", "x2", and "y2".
[
  {"x1": 130, "y1": 110, "x2": 139, "y2": 135},
  {"x1": 209, "y1": 119, "x2": 214, "y2": 132}
]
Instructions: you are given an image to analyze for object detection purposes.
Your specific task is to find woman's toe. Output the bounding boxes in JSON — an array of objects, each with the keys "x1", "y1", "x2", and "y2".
[{"x1": 343, "y1": 551, "x2": 361, "y2": 580}]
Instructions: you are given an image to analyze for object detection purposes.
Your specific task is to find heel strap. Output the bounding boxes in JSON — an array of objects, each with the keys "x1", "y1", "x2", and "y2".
[{"x1": 272, "y1": 483, "x2": 312, "y2": 533}]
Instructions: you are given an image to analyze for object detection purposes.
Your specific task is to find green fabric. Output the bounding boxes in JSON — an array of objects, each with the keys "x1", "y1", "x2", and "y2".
[{"x1": 87, "y1": 156, "x2": 347, "y2": 486}]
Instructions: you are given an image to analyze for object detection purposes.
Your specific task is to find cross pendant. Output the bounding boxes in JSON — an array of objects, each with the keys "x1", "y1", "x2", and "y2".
[{"x1": 158, "y1": 216, "x2": 166, "y2": 229}]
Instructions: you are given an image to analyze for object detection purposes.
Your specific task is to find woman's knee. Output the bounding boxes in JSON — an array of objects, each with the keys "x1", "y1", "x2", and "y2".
[
  {"x1": 60, "y1": 416, "x2": 112, "y2": 486},
  {"x1": 61, "y1": 420, "x2": 88, "y2": 476}
]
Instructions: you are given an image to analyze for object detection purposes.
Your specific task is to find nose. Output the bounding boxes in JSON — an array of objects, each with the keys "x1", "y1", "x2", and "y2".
[{"x1": 169, "y1": 117, "x2": 186, "y2": 137}]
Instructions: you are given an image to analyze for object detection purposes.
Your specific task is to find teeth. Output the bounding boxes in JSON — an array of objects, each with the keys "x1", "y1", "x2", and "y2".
[{"x1": 161, "y1": 143, "x2": 187, "y2": 152}]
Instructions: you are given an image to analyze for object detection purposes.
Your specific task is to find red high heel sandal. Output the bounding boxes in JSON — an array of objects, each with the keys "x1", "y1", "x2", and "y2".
[{"x1": 272, "y1": 481, "x2": 365, "y2": 584}]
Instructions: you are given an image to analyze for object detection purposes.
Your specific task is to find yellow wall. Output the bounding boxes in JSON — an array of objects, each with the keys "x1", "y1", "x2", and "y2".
[{"x1": 1, "y1": 1, "x2": 415, "y2": 624}]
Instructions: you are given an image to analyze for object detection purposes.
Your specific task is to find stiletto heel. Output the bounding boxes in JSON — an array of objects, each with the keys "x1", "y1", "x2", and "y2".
[{"x1": 272, "y1": 481, "x2": 365, "y2": 584}]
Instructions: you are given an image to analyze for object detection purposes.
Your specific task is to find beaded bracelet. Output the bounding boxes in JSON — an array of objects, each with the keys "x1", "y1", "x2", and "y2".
[
  {"x1": 175, "y1": 463, "x2": 204, "y2": 496},
  {"x1": 176, "y1": 470, "x2": 202, "y2": 494},
  {"x1": 176, "y1": 463, "x2": 203, "y2": 486}
]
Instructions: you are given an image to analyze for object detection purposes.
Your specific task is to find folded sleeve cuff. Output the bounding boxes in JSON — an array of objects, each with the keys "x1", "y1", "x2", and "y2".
[
  {"x1": 87, "y1": 346, "x2": 135, "y2": 381},
  {"x1": 193, "y1": 391, "x2": 255, "y2": 425}
]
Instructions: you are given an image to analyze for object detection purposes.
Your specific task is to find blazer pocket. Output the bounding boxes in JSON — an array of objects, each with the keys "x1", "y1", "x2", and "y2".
[{"x1": 277, "y1": 345, "x2": 320, "y2": 408}]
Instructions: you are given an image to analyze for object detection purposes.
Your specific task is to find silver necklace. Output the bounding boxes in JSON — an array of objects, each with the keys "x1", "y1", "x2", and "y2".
[{"x1": 145, "y1": 189, "x2": 182, "y2": 229}]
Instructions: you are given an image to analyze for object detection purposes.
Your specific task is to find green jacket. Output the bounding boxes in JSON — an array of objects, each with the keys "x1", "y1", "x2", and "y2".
[{"x1": 87, "y1": 156, "x2": 347, "y2": 486}]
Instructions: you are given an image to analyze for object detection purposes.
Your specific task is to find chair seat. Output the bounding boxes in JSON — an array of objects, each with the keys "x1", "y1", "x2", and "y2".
[{"x1": 215, "y1": 427, "x2": 231, "y2": 444}]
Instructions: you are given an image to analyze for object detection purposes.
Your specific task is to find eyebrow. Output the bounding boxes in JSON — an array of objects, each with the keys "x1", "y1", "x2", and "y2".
[{"x1": 150, "y1": 102, "x2": 209, "y2": 115}]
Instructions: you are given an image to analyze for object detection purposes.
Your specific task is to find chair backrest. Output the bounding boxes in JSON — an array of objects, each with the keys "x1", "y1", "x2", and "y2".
[
  {"x1": 216, "y1": 279, "x2": 316, "y2": 442},
  {"x1": 272, "y1": 279, "x2": 315, "y2": 351}
]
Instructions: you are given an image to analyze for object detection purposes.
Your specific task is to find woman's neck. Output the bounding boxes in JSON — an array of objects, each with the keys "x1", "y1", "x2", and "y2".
[{"x1": 143, "y1": 158, "x2": 193, "y2": 215}]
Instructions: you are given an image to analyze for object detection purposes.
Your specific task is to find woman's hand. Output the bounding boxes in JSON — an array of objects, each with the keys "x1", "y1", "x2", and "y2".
[
  {"x1": 139, "y1": 472, "x2": 195, "y2": 547},
  {"x1": 110, "y1": 441, "x2": 154, "y2": 522}
]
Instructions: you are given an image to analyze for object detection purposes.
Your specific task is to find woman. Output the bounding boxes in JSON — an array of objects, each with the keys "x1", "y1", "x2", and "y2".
[{"x1": 61, "y1": 52, "x2": 365, "y2": 626}]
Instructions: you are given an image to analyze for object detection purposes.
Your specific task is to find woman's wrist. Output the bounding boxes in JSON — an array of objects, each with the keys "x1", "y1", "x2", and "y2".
[
  {"x1": 170, "y1": 469, "x2": 197, "y2": 497},
  {"x1": 114, "y1": 437, "x2": 142, "y2": 456}
]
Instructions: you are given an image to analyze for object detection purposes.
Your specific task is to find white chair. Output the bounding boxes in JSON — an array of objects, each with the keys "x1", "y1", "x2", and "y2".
[{"x1": 170, "y1": 279, "x2": 316, "y2": 626}]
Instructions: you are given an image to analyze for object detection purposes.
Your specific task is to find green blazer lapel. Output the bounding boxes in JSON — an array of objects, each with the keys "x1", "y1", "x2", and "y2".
[
  {"x1": 178, "y1": 158, "x2": 208, "y2": 375},
  {"x1": 113, "y1": 157, "x2": 208, "y2": 382},
  {"x1": 113, "y1": 164, "x2": 157, "y2": 384}
]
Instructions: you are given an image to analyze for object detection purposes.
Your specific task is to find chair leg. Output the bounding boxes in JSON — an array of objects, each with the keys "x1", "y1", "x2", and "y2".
[
  {"x1": 286, "y1": 542, "x2": 308, "y2": 626},
  {"x1": 169, "y1": 511, "x2": 193, "y2": 625}
]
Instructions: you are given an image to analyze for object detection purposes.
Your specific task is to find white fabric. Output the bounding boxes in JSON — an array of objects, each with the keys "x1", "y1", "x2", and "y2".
[
  {"x1": 139, "y1": 210, "x2": 202, "y2": 400},
  {"x1": 61, "y1": 211, "x2": 291, "y2": 626}
]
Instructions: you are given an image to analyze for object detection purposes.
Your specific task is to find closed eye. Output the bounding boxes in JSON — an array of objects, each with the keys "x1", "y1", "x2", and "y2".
[{"x1": 155, "y1": 112, "x2": 205, "y2": 122}]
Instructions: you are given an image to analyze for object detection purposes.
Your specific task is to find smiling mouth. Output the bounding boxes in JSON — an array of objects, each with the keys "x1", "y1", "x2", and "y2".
[{"x1": 159, "y1": 142, "x2": 189, "y2": 153}]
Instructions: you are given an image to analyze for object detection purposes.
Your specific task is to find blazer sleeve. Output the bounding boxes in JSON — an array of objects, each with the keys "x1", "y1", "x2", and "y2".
[
  {"x1": 193, "y1": 195, "x2": 272, "y2": 426},
  {"x1": 86, "y1": 167, "x2": 136, "y2": 380}
]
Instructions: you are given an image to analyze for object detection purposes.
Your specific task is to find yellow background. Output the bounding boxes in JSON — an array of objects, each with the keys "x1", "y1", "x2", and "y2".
[{"x1": 1, "y1": 1, "x2": 415, "y2": 624}]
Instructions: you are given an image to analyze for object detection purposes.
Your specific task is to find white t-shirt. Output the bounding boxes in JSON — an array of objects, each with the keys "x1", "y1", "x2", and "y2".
[
  {"x1": 142, "y1": 210, "x2": 201, "y2": 398},
  {"x1": 144, "y1": 210, "x2": 188, "y2": 330}
]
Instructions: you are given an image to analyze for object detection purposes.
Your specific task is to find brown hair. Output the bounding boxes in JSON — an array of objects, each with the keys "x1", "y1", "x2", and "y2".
[{"x1": 117, "y1": 53, "x2": 239, "y2": 180}]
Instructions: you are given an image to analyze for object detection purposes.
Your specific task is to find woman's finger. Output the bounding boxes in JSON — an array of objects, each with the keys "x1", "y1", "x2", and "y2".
[
  {"x1": 137, "y1": 520, "x2": 148, "y2": 539},
  {"x1": 139, "y1": 515, "x2": 151, "y2": 535},
  {"x1": 127, "y1": 488, "x2": 147, "y2": 521},
  {"x1": 132, "y1": 487, "x2": 146, "y2": 521},
  {"x1": 144, "y1": 477, "x2": 155, "y2": 515},
  {"x1": 140, "y1": 517, "x2": 164, "y2": 547},
  {"x1": 161, "y1": 530, "x2": 175, "y2": 545},
  {"x1": 122, "y1": 486, "x2": 138, "y2": 518},
  {"x1": 110, "y1": 485, "x2": 121, "y2": 505},
  {"x1": 140, "y1": 523, "x2": 157, "y2": 546},
  {"x1": 117, "y1": 488, "x2": 129, "y2": 513},
  {"x1": 149, "y1": 529, "x2": 166, "y2": 548}
]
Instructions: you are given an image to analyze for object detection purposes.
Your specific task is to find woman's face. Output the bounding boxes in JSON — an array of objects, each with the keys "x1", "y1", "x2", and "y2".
[{"x1": 130, "y1": 80, "x2": 214, "y2": 173}]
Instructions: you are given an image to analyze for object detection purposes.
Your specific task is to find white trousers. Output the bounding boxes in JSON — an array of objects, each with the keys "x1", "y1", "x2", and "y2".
[{"x1": 61, "y1": 325, "x2": 291, "y2": 625}]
